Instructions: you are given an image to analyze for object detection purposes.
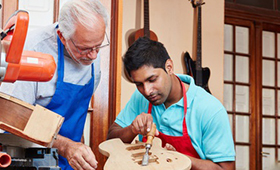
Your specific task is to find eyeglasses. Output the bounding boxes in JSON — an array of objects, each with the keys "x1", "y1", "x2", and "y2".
[{"x1": 70, "y1": 33, "x2": 110, "y2": 55}]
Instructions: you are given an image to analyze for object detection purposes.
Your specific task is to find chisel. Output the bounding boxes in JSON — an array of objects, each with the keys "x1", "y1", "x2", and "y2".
[{"x1": 142, "y1": 123, "x2": 156, "y2": 166}]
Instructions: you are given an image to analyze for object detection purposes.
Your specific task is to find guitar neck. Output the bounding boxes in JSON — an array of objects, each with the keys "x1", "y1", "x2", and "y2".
[
  {"x1": 196, "y1": 6, "x2": 202, "y2": 72},
  {"x1": 144, "y1": 0, "x2": 150, "y2": 38},
  {"x1": 188, "y1": 1, "x2": 210, "y2": 92},
  {"x1": 192, "y1": 4, "x2": 203, "y2": 86}
]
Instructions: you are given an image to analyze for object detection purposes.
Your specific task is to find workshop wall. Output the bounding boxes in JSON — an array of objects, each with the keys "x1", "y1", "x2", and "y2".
[{"x1": 121, "y1": 0, "x2": 225, "y2": 110}]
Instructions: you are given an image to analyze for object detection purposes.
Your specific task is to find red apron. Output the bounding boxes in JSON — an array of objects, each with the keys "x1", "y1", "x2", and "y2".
[{"x1": 145, "y1": 78, "x2": 200, "y2": 159}]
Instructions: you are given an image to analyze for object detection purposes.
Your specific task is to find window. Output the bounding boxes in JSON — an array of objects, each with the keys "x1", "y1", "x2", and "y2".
[
  {"x1": 224, "y1": 21, "x2": 253, "y2": 170},
  {"x1": 225, "y1": 1, "x2": 280, "y2": 169}
]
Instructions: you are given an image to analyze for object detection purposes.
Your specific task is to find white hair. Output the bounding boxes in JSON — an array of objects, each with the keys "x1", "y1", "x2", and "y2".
[{"x1": 58, "y1": 0, "x2": 108, "y2": 39}]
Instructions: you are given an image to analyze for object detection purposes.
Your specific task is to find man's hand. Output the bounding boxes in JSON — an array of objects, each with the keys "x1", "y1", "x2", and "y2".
[
  {"x1": 64, "y1": 141, "x2": 97, "y2": 170},
  {"x1": 53, "y1": 135, "x2": 98, "y2": 170},
  {"x1": 164, "y1": 143, "x2": 176, "y2": 151},
  {"x1": 107, "y1": 113, "x2": 155, "y2": 144},
  {"x1": 130, "y1": 112, "x2": 153, "y2": 136}
]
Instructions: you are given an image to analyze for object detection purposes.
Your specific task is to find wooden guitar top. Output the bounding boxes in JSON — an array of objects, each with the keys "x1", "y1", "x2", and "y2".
[{"x1": 99, "y1": 137, "x2": 191, "y2": 170}]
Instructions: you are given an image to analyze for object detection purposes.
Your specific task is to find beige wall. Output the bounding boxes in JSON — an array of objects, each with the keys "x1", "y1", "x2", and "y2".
[{"x1": 121, "y1": 0, "x2": 225, "y2": 109}]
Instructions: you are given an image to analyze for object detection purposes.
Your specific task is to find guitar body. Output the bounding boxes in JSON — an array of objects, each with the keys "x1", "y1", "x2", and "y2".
[
  {"x1": 99, "y1": 137, "x2": 191, "y2": 170},
  {"x1": 184, "y1": 52, "x2": 195, "y2": 77},
  {"x1": 135, "y1": 29, "x2": 158, "y2": 41},
  {"x1": 184, "y1": 52, "x2": 211, "y2": 94},
  {"x1": 128, "y1": 29, "x2": 158, "y2": 46}
]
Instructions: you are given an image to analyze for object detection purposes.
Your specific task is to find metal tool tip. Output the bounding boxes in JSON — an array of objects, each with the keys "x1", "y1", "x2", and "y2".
[{"x1": 141, "y1": 154, "x2": 149, "y2": 166}]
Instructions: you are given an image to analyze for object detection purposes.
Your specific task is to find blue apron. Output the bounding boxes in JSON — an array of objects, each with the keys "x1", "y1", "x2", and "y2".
[{"x1": 45, "y1": 36, "x2": 95, "y2": 170}]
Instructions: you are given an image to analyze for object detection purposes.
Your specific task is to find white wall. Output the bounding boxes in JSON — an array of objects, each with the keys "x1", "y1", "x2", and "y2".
[
  {"x1": 18, "y1": 0, "x2": 54, "y2": 31},
  {"x1": 121, "y1": 0, "x2": 225, "y2": 109}
]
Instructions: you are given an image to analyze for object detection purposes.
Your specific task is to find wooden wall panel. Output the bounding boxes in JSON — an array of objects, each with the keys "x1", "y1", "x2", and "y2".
[
  {"x1": 53, "y1": 0, "x2": 59, "y2": 22},
  {"x1": 90, "y1": 0, "x2": 122, "y2": 169}
]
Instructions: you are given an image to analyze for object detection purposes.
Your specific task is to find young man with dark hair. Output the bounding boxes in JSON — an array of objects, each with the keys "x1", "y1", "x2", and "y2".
[{"x1": 107, "y1": 37, "x2": 235, "y2": 170}]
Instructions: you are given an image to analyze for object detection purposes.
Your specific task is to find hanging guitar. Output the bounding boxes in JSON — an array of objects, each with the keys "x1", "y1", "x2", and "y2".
[
  {"x1": 128, "y1": 0, "x2": 158, "y2": 46},
  {"x1": 184, "y1": 0, "x2": 211, "y2": 94}
]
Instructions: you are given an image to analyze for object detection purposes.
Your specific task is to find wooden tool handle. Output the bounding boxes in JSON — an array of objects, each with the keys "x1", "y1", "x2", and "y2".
[{"x1": 146, "y1": 123, "x2": 156, "y2": 145}]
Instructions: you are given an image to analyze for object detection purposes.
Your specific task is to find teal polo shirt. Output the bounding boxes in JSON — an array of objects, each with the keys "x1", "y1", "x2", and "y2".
[{"x1": 115, "y1": 74, "x2": 235, "y2": 163}]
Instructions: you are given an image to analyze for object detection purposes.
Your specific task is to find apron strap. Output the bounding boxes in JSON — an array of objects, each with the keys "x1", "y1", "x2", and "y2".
[
  {"x1": 57, "y1": 35, "x2": 65, "y2": 82},
  {"x1": 181, "y1": 78, "x2": 188, "y2": 135},
  {"x1": 148, "y1": 103, "x2": 153, "y2": 113}
]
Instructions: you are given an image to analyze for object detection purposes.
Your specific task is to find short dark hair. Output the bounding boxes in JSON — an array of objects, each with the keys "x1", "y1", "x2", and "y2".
[{"x1": 123, "y1": 37, "x2": 171, "y2": 77}]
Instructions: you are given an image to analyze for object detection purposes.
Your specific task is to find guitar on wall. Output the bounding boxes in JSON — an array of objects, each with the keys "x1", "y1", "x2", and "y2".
[
  {"x1": 184, "y1": 0, "x2": 211, "y2": 94},
  {"x1": 128, "y1": 0, "x2": 158, "y2": 46}
]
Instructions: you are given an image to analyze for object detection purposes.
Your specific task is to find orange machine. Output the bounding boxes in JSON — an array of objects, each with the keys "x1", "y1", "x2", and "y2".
[{"x1": 0, "y1": 10, "x2": 56, "y2": 82}]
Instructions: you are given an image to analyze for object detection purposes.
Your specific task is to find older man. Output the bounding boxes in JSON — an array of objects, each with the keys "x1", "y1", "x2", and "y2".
[{"x1": 0, "y1": 0, "x2": 109, "y2": 169}]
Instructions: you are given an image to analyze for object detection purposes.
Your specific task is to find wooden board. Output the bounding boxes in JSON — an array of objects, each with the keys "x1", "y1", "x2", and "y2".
[
  {"x1": 99, "y1": 137, "x2": 191, "y2": 170},
  {"x1": 0, "y1": 92, "x2": 64, "y2": 147}
]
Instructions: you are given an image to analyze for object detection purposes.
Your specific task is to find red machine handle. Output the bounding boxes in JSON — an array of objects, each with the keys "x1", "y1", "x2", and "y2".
[{"x1": 3, "y1": 10, "x2": 29, "y2": 64}]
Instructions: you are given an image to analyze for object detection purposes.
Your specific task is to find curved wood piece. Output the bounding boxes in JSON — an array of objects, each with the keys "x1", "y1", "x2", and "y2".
[
  {"x1": 0, "y1": 92, "x2": 64, "y2": 147},
  {"x1": 99, "y1": 137, "x2": 191, "y2": 170}
]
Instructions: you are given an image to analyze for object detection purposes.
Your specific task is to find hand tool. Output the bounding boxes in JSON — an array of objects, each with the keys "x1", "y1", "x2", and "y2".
[{"x1": 142, "y1": 123, "x2": 156, "y2": 166}]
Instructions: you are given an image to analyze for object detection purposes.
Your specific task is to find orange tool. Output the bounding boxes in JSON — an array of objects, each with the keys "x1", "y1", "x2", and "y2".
[
  {"x1": 0, "y1": 10, "x2": 56, "y2": 83},
  {"x1": 142, "y1": 123, "x2": 157, "y2": 166}
]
